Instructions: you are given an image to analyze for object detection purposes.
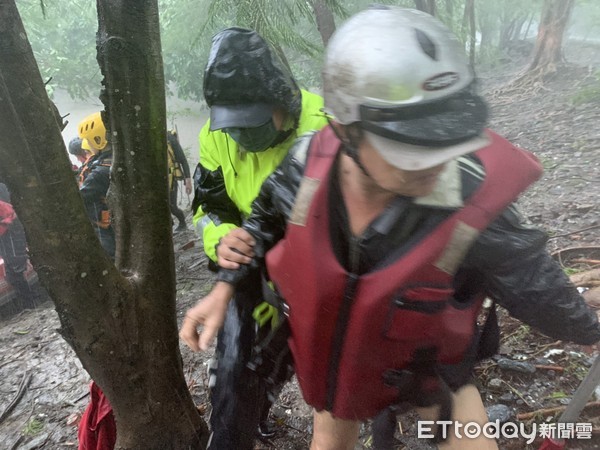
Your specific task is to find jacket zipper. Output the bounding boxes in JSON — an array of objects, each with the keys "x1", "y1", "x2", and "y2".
[{"x1": 325, "y1": 236, "x2": 361, "y2": 410}]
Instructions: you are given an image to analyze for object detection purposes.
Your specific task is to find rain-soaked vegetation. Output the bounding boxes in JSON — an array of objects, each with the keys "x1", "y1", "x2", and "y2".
[{"x1": 17, "y1": 0, "x2": 600, "y2": 101}]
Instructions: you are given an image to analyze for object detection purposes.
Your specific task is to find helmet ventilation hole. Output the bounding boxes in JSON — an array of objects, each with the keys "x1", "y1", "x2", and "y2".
[{"x1": 415, "y1": 29, "x2": 437, "y2": 61}]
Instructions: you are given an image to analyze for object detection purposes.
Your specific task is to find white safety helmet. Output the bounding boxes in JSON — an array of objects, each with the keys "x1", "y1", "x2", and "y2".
[{"x1": 322, "y1": 5, "x2": 488, "y2": 153}]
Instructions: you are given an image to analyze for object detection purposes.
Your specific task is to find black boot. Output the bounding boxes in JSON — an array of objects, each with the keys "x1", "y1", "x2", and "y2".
[{"x1": 372, "y1": 407, "x2": 401, "y2": 450}]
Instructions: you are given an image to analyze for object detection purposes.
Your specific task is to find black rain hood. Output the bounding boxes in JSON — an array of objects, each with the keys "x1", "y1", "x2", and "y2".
[{"x1": 203, "y1": 27, "x2": 302, "y2": 122}]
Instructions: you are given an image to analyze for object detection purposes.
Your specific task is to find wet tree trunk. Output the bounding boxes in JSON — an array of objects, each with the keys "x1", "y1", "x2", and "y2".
[
  {"x1": 528, "y1": 0, "x2": 575, "y2": 72},
  {"x1": 444, "y1": 0, "x2": 453, "y2": 21},
  {"x1": 311, "y1": 0, "x2": 336, "y2": 46},
  {"x1": 523, "y1": 13, "x2": 535, "y2": 40},
  {"x1": 463, "y1": 0, "x2": 476, "y2": 66},
  {"x1": 414, "y1": 0, "x2": 436, "y2": 16},
  {"x1": 0, "y1": 1, "x2": 207, "y2": 448},
  {"x1": 499, "y1": 18, "x2": 517, "y2": 48}
]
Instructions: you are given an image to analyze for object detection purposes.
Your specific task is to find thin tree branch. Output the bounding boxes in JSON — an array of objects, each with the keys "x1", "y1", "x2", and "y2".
[
  {"x1": 548, "y1": 224, "x2": 600, "y2": 240},
  {"x1": 0, "y1": 371, "x2": 32, "y2": 424}
]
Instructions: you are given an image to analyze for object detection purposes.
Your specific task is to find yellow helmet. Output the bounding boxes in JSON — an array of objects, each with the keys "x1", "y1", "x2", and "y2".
[{"x1": 78, "y1": 112, "x2": 107, "y2": 152}]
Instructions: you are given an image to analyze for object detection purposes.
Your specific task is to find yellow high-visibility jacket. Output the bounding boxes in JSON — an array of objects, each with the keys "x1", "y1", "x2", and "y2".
[{"x1": 192, "y1": 90, "x2": 327, "y2": 262}]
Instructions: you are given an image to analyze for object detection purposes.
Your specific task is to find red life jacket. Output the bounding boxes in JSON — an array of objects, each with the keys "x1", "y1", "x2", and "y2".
[
  {"x1": 78, "y1": 381, "x2": 116, "y2": 450},
  {"x1": 265, "y1": 125, "x2": 542, "y2": 420}
]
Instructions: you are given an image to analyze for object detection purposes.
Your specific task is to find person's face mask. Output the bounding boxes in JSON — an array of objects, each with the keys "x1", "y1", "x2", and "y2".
[{"x1": 225, "y1": 119, "x2": 281, "y2": 152}]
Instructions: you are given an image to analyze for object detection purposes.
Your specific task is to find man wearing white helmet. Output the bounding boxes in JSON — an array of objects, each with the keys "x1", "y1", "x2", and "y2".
[{"x1": 181, "y1": 6, "x2": 600, "y2": 449}]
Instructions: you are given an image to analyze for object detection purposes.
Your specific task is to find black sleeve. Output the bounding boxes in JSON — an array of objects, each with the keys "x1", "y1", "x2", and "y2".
[
  {"x1": 466, "y1": 206, "x2": 600, "y2": 345},
  {"x1": 169, "y1": 133, "x2": 191, "y2": 178},
  {"x1": 80, "y1": 164, "x2": 111, "y2": 205},
  {"x1": 192, "y1": 163, "x2": 242, "y2": 227},
  {"x1": 217, "y1": 134, "x2": 311, "y2": 286}
]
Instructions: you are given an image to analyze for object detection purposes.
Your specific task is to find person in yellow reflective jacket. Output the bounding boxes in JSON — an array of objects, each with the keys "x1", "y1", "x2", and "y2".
[
  {"x1": 193, "y1": 90, "x2": 326, "y2": 261},
  {"x1": 190, "y1": 27, "x2": 327, "y2": 450}
]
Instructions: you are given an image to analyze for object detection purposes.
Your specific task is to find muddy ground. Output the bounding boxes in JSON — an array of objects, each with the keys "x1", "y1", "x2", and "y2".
[{"x1": 1, "y1": 45, "x2": 599, "y2": 449}]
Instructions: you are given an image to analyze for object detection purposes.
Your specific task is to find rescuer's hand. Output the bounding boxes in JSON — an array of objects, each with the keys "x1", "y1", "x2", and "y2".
[
  {"x1": 216, "y1": 227, "x2": 256, "y2": 269},
  {"x1": 184, "y1": 178, "x2": 192, "y2": 196},
  {"x1": 179, "y1": 282, "x2": 234, "y2": 351}
]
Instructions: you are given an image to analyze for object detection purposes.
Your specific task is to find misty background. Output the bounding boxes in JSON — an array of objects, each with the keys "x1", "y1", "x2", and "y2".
[{"x1": 17, "y1": 0, "x2": 600, "y2": 167}]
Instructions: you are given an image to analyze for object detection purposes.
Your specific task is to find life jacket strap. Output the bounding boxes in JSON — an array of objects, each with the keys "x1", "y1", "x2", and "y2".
[
  {"x1": 383, "y1": 346, "x2": 454, "y2": 443},
  {"x1": 247, "y1": 317, "x2": 294, "y2": 403}
]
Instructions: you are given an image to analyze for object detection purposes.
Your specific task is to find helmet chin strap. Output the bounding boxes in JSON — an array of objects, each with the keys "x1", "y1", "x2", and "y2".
[
  {"x1": 270, "y1": 127, "x2": 294, "y2": 149},
  {"x1": 329, "y1": 120, "x2": 372, "y2": 178}
]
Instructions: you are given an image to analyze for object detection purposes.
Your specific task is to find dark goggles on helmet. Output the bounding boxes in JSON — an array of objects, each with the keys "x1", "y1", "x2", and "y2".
[{"x1": 359, "y1": 84, "x2": 488, "y2": 147}]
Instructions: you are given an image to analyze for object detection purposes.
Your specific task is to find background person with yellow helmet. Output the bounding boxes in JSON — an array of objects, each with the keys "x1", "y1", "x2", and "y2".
[
  {"x1": 77, "y1": 111, "x2": 115, "y2": 260},
  {"x1": 76, "y1": 111, "x2": 118, "y2": 450}
]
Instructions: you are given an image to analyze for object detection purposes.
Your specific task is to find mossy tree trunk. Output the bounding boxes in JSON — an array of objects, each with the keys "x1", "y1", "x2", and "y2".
[{"x1": 0, "y1": 1, "x2": 207, "y2": 448}]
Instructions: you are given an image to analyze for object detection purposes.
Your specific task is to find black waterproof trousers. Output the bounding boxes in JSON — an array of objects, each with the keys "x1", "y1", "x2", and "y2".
[
  {"x1": 0, "y1": 218, "x2": 37, "y2": 309},
  {"x1": 208, "y1": 277, "x2": 271, "y2": 450},
  {"x1": 170, "y1": 182, "x2": 187, "y2": 228}
]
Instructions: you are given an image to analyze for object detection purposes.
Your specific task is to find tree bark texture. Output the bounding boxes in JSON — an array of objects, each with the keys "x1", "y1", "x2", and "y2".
[
  {"x1": 0, "y1": 1, "x2": 207, "y2": 448},
  {"x1": 528, "y1": 0, "x2": 575, "y2": 72},
  {"x1": 464, "y1": 0, "x2": 476, "y2": 66},
  {"x1": 311, "y1": 0, "x2": 336, "y2": 46},
  {"x1": 414, "y1": 0, "x2": 436, "y2": 16},
  {"x1": 444, "y1": 0, "x2": 453, "y2": 20}
]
